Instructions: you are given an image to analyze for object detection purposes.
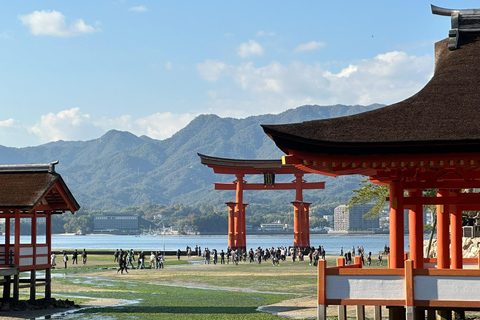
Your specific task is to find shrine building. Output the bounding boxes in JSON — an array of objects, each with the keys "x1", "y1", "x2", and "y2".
[
  {"x1": 0, "y1": 161, "x2": 80, "y2": 302},
  {"x1": 262, "y1": 5, "x2": 480, "y2": 320}
]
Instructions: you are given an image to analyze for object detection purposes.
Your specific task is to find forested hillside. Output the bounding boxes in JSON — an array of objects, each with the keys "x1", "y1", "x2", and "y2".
[{"x1": 1, "y1": 104, "x2": 383, "y2": 219}]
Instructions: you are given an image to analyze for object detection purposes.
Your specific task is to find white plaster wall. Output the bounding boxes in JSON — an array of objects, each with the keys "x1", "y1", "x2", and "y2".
[
  {"x1": 20, "y1": 257, "x2": 33, "y2": 266},
  {"x1": 415, "y1": 276, "x2": 480, "y2": 301},
  {"x1": 326, "y1": 275, "x2": 405, "y2": 300},
  {"x1": 36, "y1": 246, "x2": 48, "y2": 255},
  {"x1": 20, "y1": 247, "x2": 33, "y2": 256},
  {"x1": 36, "y1": 256, "x2": 48, "y2": 265}
]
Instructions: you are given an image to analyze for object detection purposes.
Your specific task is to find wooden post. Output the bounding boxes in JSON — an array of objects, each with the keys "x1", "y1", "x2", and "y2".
[
  {"x1": 32, "y1": 211, "x2": 37, "y2": 270},
  {"x1": 450, "y1": 192, "x2": 462, "y2": 269},
  {"x1": 405, "y1": 260, "x2": 415, "y2": 320},
  {"x1": 45, "y1": 268, "x2": 51, "y2": 299},
  {"x1": 292, "y1": 201, "x2": 302, "y2": 248},
  {"x1": 354, "y1": 256, "x2": 362, "y2": 267},
  {"x1": 226, "y1": 202, "x2": 237, "y2": 248},
  {"x1": 13, "y1": 274, "x2": 19, "y2": 302},
  {"x1": 2, "y1": 276, "x2": 10, "y2": 301},
  {"x1": 356, "y1": 305, "x2": 365, "y2": 320},
  {"x1": 317, "y1": 259, "x2": 327, "y2": 320},
  {"x1": 337, "y1": 257, "x2": 345, "y2": 267},
  {"x1": 304, "y1": 202, "x2": 311, "y2": 248},
  {"x1": 235, "y1": 174, "x2": 245, "y2": 249},
  {"x1": 14, "y1": 209, "x2": 20, "y2": 268},
  {"x1": 407, "y1": 189, "x2": 424, "y2": 269},
  {"x1": 294, "y1": 173, "x2": 305, "y2": 248},
  {"x1": 389, "y1": 307, "x2": 406, "y2": 320},
  {"x1": 29, "y1": 270, "x2": 36, "y2": 301},
  {"x1": 415, "y1": 308, "x2": 425, "y2": 320},
  {"x1": 437, "y1": 310, "x2": 451, "y2": 320},
  {"x1": 339, "y1": 305, "x2": 347, "y2": 320},
  {"x1": 427, "y1": 309, "x2": 435, "y2": 320},
  {"x1": 374, "y1": 306, "x2": 382, "y2": 320},
  {"x1": 46, "y1": 211, "x2": 52, "y2": 268},
  {"x1": 437, "y1": 190, "x2": 450, "y2": 269},
  {"x1": 389, "y1": 181, "x2": 405, "y2": 268}
]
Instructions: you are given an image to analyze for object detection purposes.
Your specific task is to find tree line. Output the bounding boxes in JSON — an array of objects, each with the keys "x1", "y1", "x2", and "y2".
[{"x1": 51, "y1": 202, "x2": 335, "y2": 234}]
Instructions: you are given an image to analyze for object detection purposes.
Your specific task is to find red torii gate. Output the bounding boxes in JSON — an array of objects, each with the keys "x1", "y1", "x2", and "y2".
[{"x1": 198, "y1": 153, "x2": 325, "y2": 250}]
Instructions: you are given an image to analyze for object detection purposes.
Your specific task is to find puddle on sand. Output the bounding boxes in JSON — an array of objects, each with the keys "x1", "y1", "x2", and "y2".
[{"x1": 31, "y1": 294, "x2": 140, "y2": 320}]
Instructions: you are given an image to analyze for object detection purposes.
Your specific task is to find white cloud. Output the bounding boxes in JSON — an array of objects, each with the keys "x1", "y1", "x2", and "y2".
[
  {"x1": 165, "y1": 61, "x2": 172, "y2": 70},
  {"x1": 197, "y1": 51, "x2": 433, "y2": 117},
  {"x1": 295, "y1": 41, "x2": 326, "y2": 53},
  {"x1": 19, "y1": 10, "x2": 97, "y2": 37},
  {"x1": 30, "y1": 108, "x2": 103, "y2": 143},
  {"x1": 0, "y1": 108, "x2": 196, "y2": 147},
  {"x1": 237, "y1": 40, "x2": 264, "y2": 58},
  {"x1": 129, "y1": 6, "x2": 148, "y2": 12}
]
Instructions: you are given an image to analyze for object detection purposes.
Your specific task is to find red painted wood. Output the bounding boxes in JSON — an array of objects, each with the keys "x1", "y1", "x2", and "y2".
[
  {"x1": 214, "y1": 181, "x2": 325, "y2": 190},
  {"x1": 437, "y1": 190, "x2": 450, "y2": 269},
  {"x1": 407, "y1": 190, "x2": 423, "y2": 269},
  {"x1": 389, "y1": 181, "x2": 404, "y2": 269}
]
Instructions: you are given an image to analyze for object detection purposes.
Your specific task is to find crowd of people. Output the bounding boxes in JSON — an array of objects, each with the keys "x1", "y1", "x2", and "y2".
[
  {"x1": 51, "y1": 244, "x2": 385, "y2": 272},
  {"x1": 51, "y1": 249, "x2": 88, "y2": 269}
]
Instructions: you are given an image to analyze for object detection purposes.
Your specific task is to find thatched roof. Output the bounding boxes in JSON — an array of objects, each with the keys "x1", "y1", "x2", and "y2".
[
  {"x1": 262, "y1": 34, "x2": 480, "y2": 156},
  {"x1": 0, "y1": 162, "x2": 80, "y2": 212}
]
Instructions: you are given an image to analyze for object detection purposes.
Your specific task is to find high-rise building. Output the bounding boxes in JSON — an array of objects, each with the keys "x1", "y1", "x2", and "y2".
[{"x1": 334, "y1": 204, "x2": 379, "y2": 232}]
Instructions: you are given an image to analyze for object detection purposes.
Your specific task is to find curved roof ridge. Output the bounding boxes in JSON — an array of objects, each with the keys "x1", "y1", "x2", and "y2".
[{"x1": 0, "y1": 161, "x2": 59, "y2": 173}]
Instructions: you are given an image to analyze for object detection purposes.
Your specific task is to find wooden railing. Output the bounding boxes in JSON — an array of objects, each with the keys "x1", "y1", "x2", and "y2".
[{"x1": 317, "y1": 257, "x2": 480, "y2": 320}]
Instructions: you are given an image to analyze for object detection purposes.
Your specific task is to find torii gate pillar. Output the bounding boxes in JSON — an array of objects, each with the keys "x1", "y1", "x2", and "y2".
[
  {"x1": 292, "y1": 173, "x2": 311, "y2": 248},
  {"x1": 226, "y1": 202, "x2": 237, "y2": 249},
  {"x1": 234, "y1": 174, "x2": 247, "y2": 251}
]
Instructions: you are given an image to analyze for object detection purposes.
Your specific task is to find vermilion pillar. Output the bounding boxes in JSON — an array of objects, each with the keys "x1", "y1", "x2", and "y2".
[
  {"x1": 437, "y1": 190, "x2": 450, "y2": 269},
  {"x1": 237, "y1": 203, "x2": 248, "y2": 250},
  {"x1": 292, "y1": 201, "x2": 303, "y2": 247},
  {"x1": 226, "y1": 202, "x2": 237, "y2": 249},
  {"x1": 389, "y1": 181, "x2": 404, "y2": 268},
  {"x1": 407, "y1": 189, "x2": 424, "y2": 269},
  {"x1": 303, "y1": 202, "x2": 311, "y2": 248},
  {"x1": 234, "y1": 174, "x2": 246, "y2": 250},
  {"x1": 450, "y1": 192, "x2": 462, "y2": 269},
  {"x1": 293, "y1": 174, "x2": 308, "y2": 248}
]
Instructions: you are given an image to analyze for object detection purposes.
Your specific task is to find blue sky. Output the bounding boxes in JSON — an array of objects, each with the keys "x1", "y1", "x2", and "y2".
[{"x1": 0, "y1": 1, "x2": 475, "y2": 147}]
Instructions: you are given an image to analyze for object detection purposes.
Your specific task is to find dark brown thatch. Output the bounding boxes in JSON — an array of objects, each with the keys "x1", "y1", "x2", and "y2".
[
  {"x1": 0, "y1": 166, "x2": 80, "y2": 212},
  {"x1": 262, "y1": 35, "x2": 480, "y2": 156},
  {"x1": 0, "y1": 173, "x2": 57, "y2": 208}
]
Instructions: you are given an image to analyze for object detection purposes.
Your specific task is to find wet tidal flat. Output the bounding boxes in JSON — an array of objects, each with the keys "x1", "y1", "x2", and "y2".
[{"x1": 8, "y1": 254, "x2": 342, "y2": 320}]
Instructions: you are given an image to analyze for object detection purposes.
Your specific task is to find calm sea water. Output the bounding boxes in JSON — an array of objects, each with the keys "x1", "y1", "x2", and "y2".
[{"x1": 49, "y1": 233, "x2": 422, "y2": 254}]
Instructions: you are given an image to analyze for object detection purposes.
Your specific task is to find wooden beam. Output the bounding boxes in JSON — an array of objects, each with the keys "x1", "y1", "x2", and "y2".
[
  {"x1": 400, "y1": 194, "x2": 480, "y2": 206},
  {"x1": 214, "y1": 181, "x2": 325, "y2": 191}
]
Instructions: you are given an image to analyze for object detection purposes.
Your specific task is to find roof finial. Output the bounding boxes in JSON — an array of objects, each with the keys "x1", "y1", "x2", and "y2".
[
  {"x1": 49, "y1": 160, "x2": 59, "y2": 173},
  {"x1": 432, "y1": 4, "x2": 480, "y2": 50}
]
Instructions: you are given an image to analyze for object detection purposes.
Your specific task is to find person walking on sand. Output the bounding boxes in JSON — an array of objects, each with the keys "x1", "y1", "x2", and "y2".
[
  {"x1": 51, "y1": 253, "x2": 56, "y2": 268},
  {"x1": 72, "y1": 249, "x2": 78, "y2": 265},
  {"x1": 63, "y1": 251, "x2": 68, "y2": 269},
  {"x1": 81, "y1": 249, "x2": 87, "y2": 265},
  {"x1": 117, "y1": 253, "x2": 128, "y2": 274}
]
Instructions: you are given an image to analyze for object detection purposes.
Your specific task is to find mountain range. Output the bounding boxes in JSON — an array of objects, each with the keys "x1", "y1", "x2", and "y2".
[{"x1": 0, "y1": 104, "x2": 383, "y2": 212}]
